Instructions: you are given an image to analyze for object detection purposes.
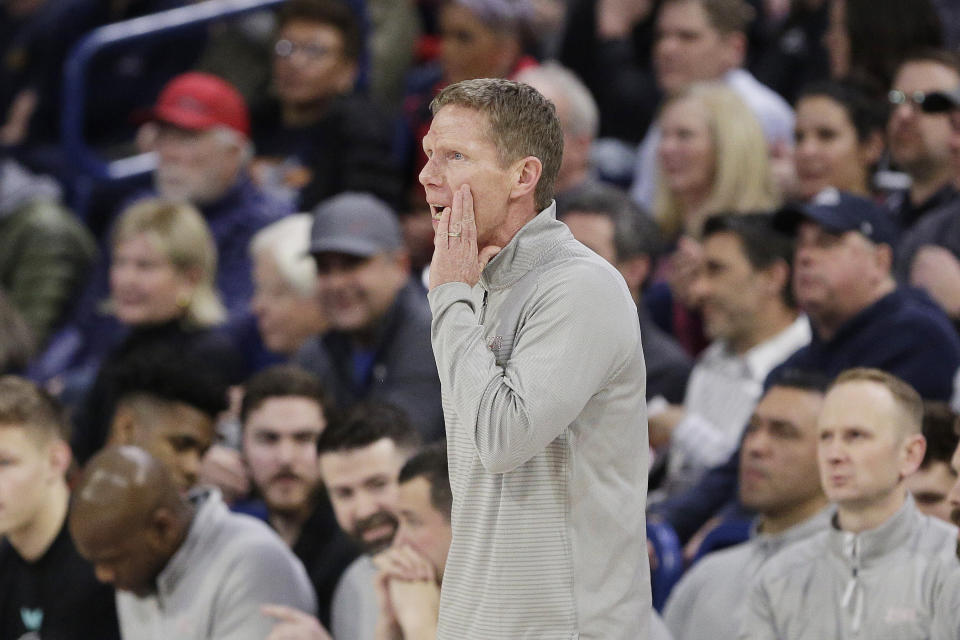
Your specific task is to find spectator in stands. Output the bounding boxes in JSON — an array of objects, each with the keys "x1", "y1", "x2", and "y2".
[
  {"x1": 663, "y1": 370, "x2": 830, "y2": 640},
  {"x1": 101, "y1": 342, "x2": 229, "y2": 493},
  {"x1": 70, "y1": 445, "x2": 316, "y2": 640},
  {"x1": 515, "y1": 62, "x2": 601, "y2": 209},
  {"x1": 649, "y1": 214, "x2": 809, "y2": 498},
  {"x1": 558, "y1": 183, "x2": 692, "y2": 404},
  {"x1": 885, "y1": 50, "x2": 960, "y2": 229},
  {"x1": 297, "y1": 193, "x2": 443, "y2": 441},
  {"x1": 557, "y1": 0, "x2": 661, "y2": 144},
  {"x1": 401, "y1": 0, "x2": 537, "y2": 202},
  {"x1": 906, "y1": 402, "x2": 960, "y2": 523},
  {"x1": 741, "y1": 368, "x2": 960, "y2": 638},
  {"x1": 654, "y1": 84, "x2": 779, "y2": 242},
  {"x1": 240, "y1": 365, "x2": 358, "y2": 629},
  {"x1": 896, "y1": 84, "x2": 960, "y2": 320},
  {"x1": 650, "y1": 83, "x2": 781, "y2": 356},
  {"x1": 630, "y1": 0, "x2": 794, "y2": 210},
  {"x1": 60, "y1": 199, "x2": 240, "y2": 463},
  {"x1": 318, "y1": 402, "x2": 421, "y2": 640},
  {"x1": 792, "y1": 80, "x2": 886, "y2": 201},
  {"x1": 824, "y1": 0, "x2": 944, "y2": 92},
  {"x1": 251, "y1": 0, "x2": 401, "y2": 211},
  {"x1": 747, "y1": 0, "x2": 831, "y2": 107},
  {"x1": 373, "y1": 442, "x2": 450, "y2": 640},
  {"x1": 0, "y1": 156, "x2": 96, "y2": 346},
  {"x1": 652, "y1": 186, "x2": 960, "y2": 545},
  {"x1": 0, "y1": 0, "x2": 103, "y2": 149},
  {"x1": 143, "y1": 71, "x2": 290, "y2": 320},
  {"x1": 773, "y1": 189, "x2": 960, "y2": 401},
  {"x1": 250, "y1": 214, "x2": 327, "y2": 359},
  {"x1": 0, "y1": 376, "x2": 120, "y2": 640}
]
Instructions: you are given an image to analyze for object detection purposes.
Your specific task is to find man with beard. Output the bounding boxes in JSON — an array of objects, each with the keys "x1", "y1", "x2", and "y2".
[
  {"x1": 317, "y1": 401, "x2": 421, "y2": 640},
  {"x1": 241, "y1": 364, "x2": 358, "y2": 629}
]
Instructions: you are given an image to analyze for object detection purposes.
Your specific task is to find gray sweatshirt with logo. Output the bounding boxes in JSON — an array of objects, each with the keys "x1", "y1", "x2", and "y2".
[
  {"x1": 740, "y1": 495, "x2": 960, "y2": 640},
  {"x1": 428, "y1": 204, "x2": 651, "y2": 639}
]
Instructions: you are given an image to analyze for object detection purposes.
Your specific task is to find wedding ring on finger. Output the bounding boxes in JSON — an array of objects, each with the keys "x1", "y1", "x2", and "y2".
[{"x1": 448, "y1": 232, "x2": 462, "y2": 238}]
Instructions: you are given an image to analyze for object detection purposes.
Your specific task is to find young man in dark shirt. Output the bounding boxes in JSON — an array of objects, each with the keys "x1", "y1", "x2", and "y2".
[{"x1": 0, "y1": 376, "x2": 119, "y2": 640}]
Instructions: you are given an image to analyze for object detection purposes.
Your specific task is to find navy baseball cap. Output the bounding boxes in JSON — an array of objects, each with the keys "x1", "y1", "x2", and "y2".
[
  {"x1": 773, "y1": 188, "x2": 898, "y2": 247},
  {"x1": 309, "y1": 192, "x2": 403, "y2": 257}
]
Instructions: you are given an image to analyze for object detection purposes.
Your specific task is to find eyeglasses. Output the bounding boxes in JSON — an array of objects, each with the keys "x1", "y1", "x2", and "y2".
[
  {"x1": 274, "y1": 39, "x2": 336, "y2": 61},
  {"x1": 887, "y1": 89, "x2": 956, "y2": 113}
]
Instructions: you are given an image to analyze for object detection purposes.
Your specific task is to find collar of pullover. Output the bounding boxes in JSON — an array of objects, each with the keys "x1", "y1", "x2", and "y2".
[
  {"x1": 753, "y1": 506, "x2": 833, "y2": 559},
  {"x1": 827, "y1": 494, "x2": 917, "y2": 569},
  {"x1": 479, "y1": 201, "x2": 566, "y2": 292}
]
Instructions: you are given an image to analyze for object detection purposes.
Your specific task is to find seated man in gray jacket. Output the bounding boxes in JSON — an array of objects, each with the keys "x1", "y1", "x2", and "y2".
[
  {"x1": 70, "y1": 446, "x2": 316, "y2": 640},
  {"x1": 664, "y1": 369, "x2": 832, "y2": 640},
  {"x1": 741, "y1": 368, "x2": 960, "y2": 639}
]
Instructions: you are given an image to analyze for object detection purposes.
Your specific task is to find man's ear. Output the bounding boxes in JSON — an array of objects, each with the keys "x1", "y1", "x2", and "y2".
[
  {"x1": 333, "y1": 60, "x2": 359, "y2": 94},
  {"x1": 48, "y1": 438, "x2": 72, "y2": 477},
  {"x1": 874, "y1": 243, "x2": 893, "y2": 275},
  {"x1": 109, "y1": 404, "x2": 137, "y2": 446},
  {"x1": 763, "y1": 260, "x2": 790, "y2": 299},
  {"x1": 900, "y1": 434, "x2": 927, "y2": 479},
  {"x1": 510, "y1": 156, "x2": 542, "y2": 201},
  {"x1": 148, "y1": 507, "x2": 183, "y2": 553},
  {"x1": 722, "y1": 32, "x2": 747, "y2": 69}
]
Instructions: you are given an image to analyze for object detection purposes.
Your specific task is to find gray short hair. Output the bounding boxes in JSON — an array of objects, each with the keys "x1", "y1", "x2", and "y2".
[
  {"x1": 250, "y1": 214, "x2": 317, "y2": 298},
  {"x1": 558, "y1": 182, "x2": 663, "y2": 264},
  {"x1": 516, "y1": 62, "x2": 599, "y2": 139}
]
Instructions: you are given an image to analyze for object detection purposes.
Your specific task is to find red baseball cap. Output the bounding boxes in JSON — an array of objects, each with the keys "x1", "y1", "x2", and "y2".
[{"x1": 151, "y1": 72, "x2": 250, "y2": 137}]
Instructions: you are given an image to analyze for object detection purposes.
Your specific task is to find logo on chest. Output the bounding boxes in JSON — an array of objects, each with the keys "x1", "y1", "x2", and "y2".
[{"x1": 487, "y1": 336, "x2": 503, "y2": 352}]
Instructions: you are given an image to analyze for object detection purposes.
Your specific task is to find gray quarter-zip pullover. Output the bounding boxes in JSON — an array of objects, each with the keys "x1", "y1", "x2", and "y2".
[{"x1": 429, "y1": 203, "x2": 651, "y2": 639}]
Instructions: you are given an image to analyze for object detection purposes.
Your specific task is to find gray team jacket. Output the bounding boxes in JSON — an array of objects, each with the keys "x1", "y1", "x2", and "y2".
[
  {"x1": 428, "y1": 203, "x2": 651, "y2": 639},
  {"x1": 740, "y1": 495, "x2": 960, "y2": 640},
  {"x1": 116, "y1": 489, "x2": 316, "y2": 640},
  {"x1": 664, "y1": 508, "x2": 832, "y2": 640}
]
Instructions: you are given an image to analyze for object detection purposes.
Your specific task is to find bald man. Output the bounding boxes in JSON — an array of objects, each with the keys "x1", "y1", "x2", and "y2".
[{"x1": 69, "y1": 446, "x2": 316, "y2": 640}]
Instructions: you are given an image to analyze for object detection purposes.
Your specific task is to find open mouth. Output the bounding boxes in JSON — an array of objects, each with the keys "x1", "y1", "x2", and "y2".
[{"x1": 430, "y1": 204, "x2": 447, "y2": 220}]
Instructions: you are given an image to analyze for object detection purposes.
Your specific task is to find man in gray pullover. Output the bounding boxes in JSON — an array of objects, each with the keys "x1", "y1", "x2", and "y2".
[
  {"x1": 70, "y1": 446, "x2": 316, "y2": 640},
  {"x1": 664, "y1": 369, "x2": 832, "y2": 640},
  {"x1": 741, "y1": 368, "x2": 960, "y2": 639},
  {"x1": 421, "y1": 78, "x2": 650, "y2": 638}
]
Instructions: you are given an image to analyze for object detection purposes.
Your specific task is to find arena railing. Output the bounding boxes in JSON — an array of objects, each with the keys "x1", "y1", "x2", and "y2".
[{"x1": 62, "y1": 0, "x2": 286, "y2": 190}]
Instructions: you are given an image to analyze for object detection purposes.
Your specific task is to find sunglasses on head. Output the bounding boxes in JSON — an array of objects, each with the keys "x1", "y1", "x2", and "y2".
[{"x1": 888, "y1": 89, "x2": 957, "y2": 113}]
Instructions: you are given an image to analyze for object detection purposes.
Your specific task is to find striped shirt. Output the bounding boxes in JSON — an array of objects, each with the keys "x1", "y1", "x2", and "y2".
[{"x1": 428, "y1": 204, "x2": 651, "y2": 639}]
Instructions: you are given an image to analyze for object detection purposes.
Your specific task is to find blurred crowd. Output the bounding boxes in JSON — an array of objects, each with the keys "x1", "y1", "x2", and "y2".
[{"x1": 2, "y1": 0, "x2": 960, "y2": 638}]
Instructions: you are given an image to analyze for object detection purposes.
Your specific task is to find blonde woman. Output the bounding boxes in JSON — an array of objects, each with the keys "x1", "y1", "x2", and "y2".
[
  {"x1": 57, "y1": 198, "x2": 241, "y2": 462},
  {"x1": 651, "y1": 83, "x2": 780, "y2": 352},
  {"x1": 654, "y1": 82, "x2": 780, "y2": 241}
]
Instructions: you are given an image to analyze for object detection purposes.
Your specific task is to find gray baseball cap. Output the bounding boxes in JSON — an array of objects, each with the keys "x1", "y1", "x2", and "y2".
[{"x1": 309, "y1": 192, "x2": 403, "y2": 257}]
